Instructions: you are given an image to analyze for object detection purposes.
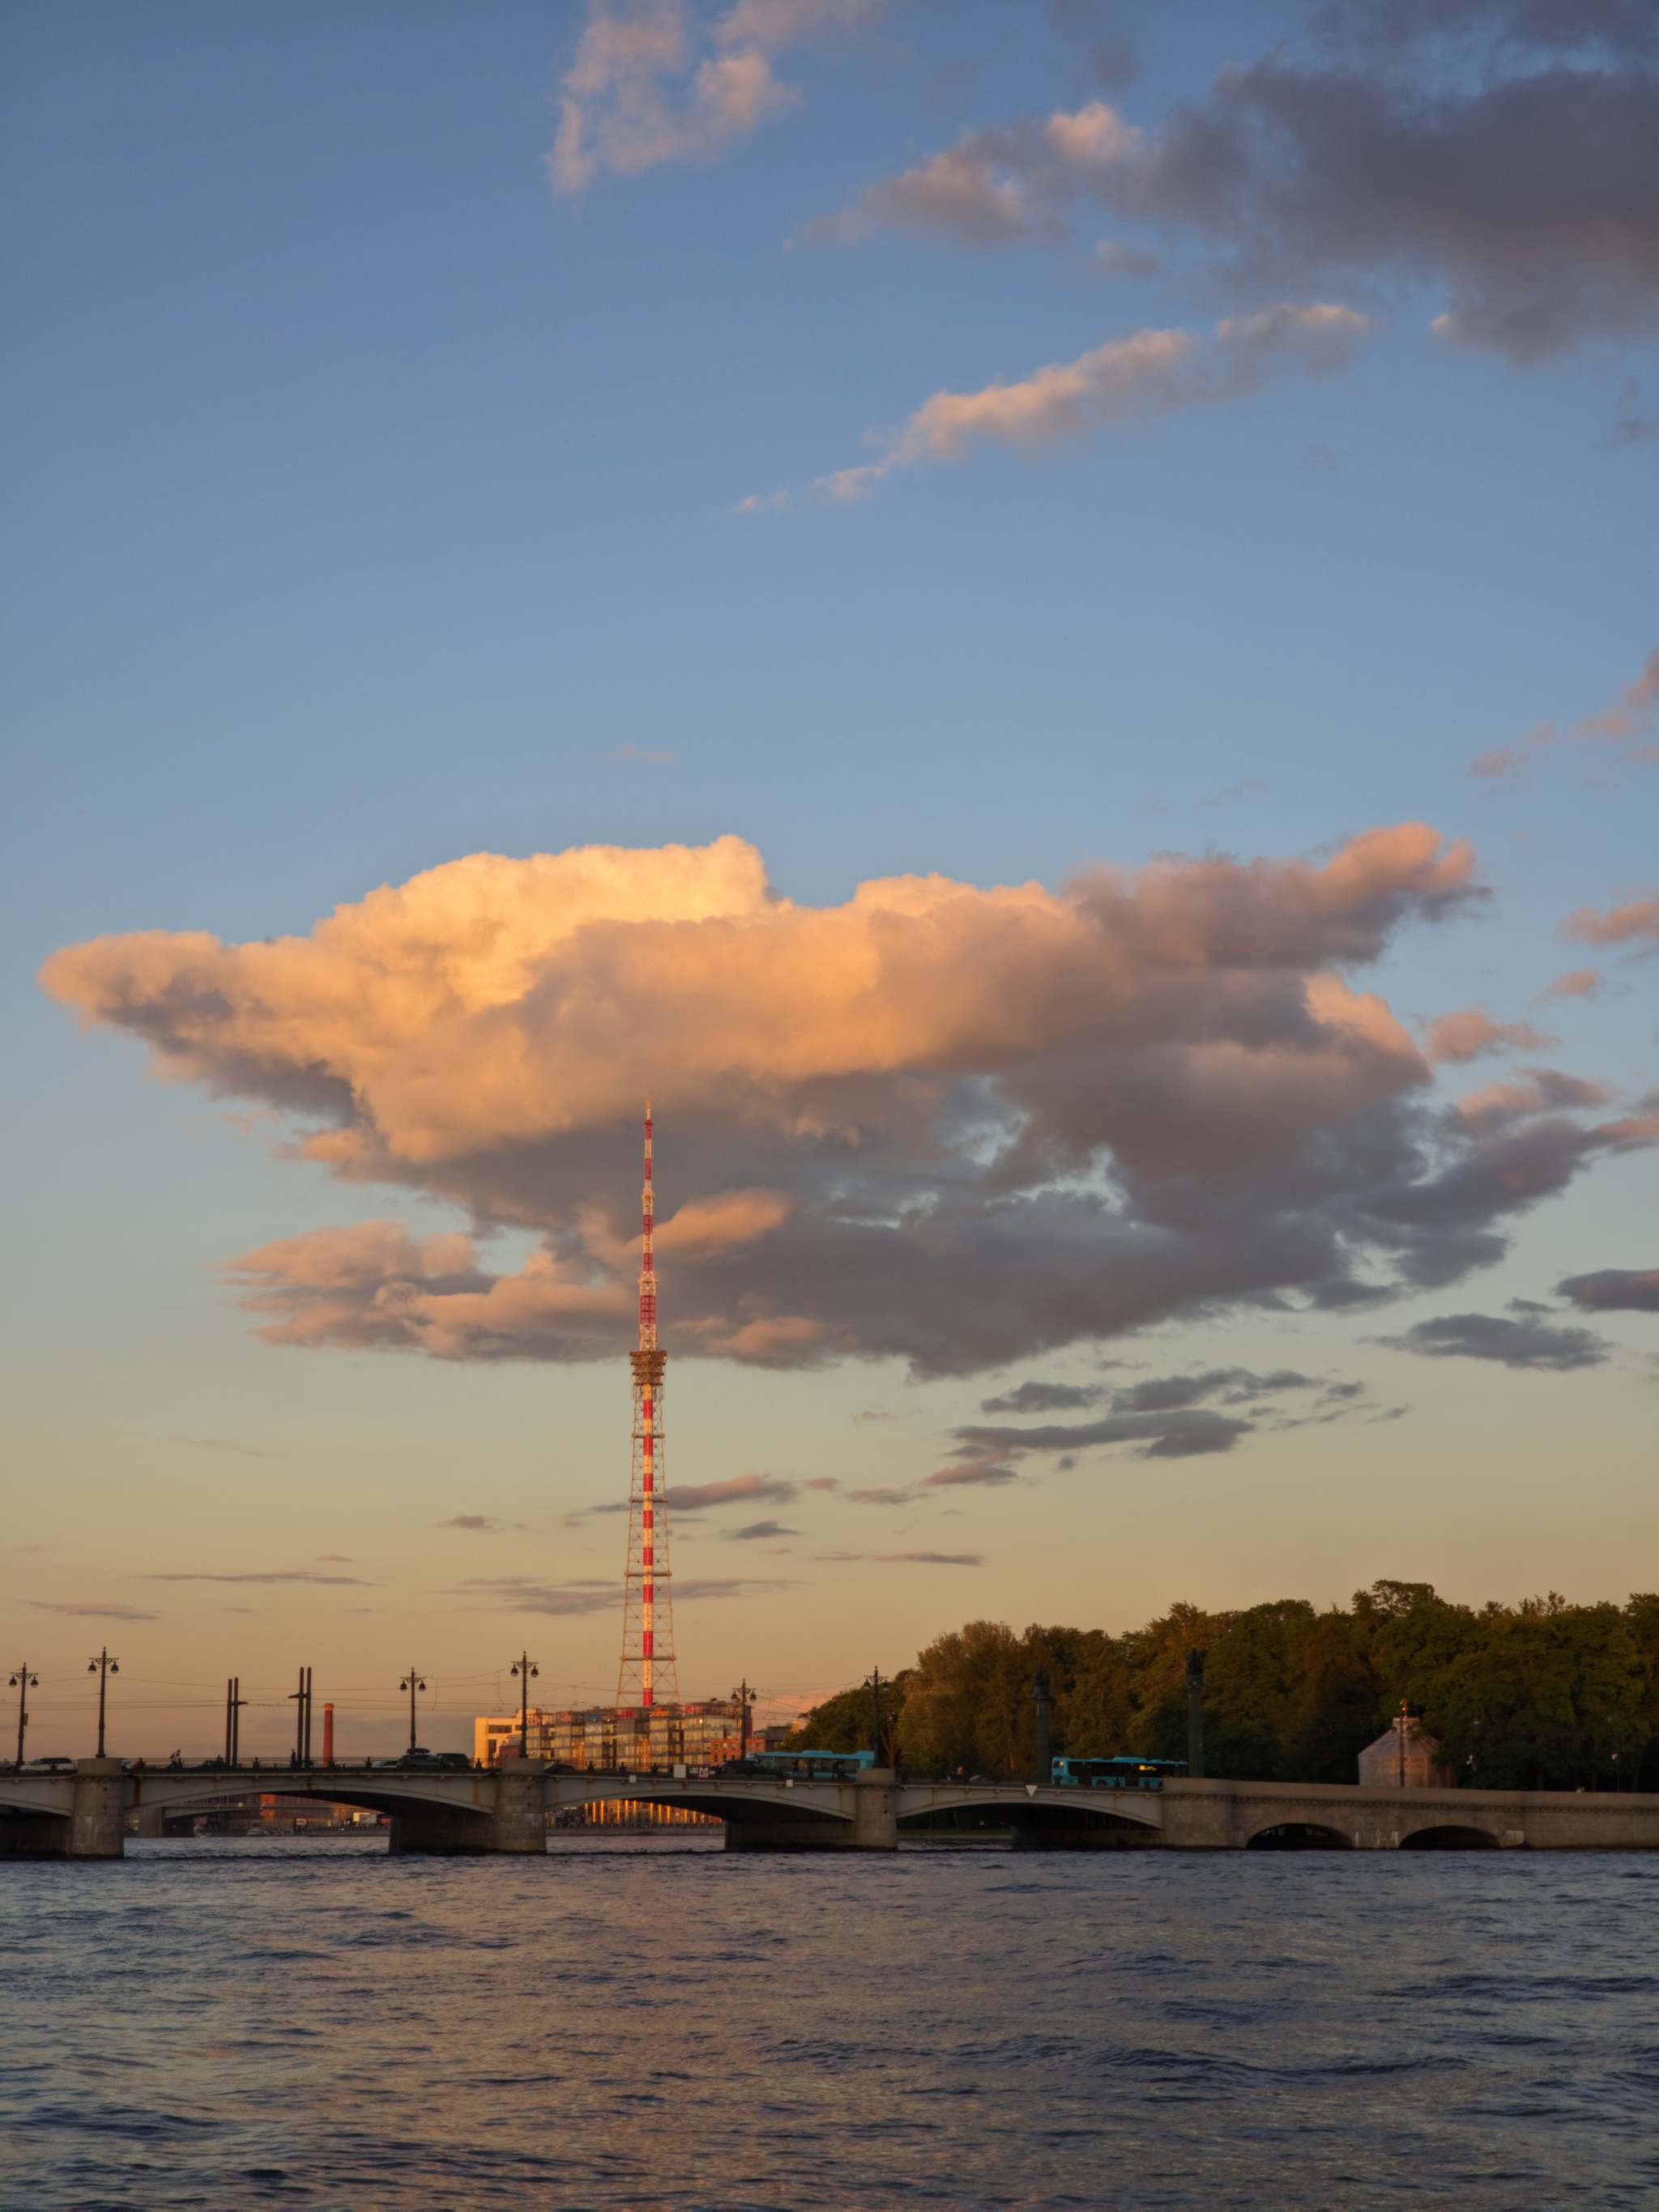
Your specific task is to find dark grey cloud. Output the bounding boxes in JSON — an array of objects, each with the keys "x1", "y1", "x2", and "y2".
[
  {"x1": 28, "y1": 1600, "x2": 160, "y2": 1622},
  {"x1": 1558, "y1": 1266, "x2": 1659, "y2": 1312},
  {"x1": 146, "y1": 1569, "x2": 372, "y2": 1586},
  {"x1": 872, "y1": 1552, "x2": 985, "y2": 1566},
  {"x1": 1383, "y1": 1310, "x2": 1607, "y2": 1369},
  {"x1": 448, "y1": 1575, "x2": 616, "y2": 1616},
  {"x1": 808, "y1": 12, "x2": 1659, "y2": 364},
  {"x1": 437, "y1": 1514, "x2": 523, "y2": 1532},
  {"x1": 662, "y1": 1476, "x2": 797, "y2": 1513},
  {"x1": 724, "y1": 1519, "x2": 799, "y2": 1541},
  {"x1": 979, "y1": 1379, "x2": 1105, "y2": 1414},
  {"x1": 941, "y1": 1365, "x2": 1336, "y2": 1471}
]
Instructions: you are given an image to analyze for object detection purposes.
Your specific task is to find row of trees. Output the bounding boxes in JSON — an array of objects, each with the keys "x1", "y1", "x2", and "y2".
[{"x1": 787, "y1": 1583, "x2": 1659, "y2": 1792}]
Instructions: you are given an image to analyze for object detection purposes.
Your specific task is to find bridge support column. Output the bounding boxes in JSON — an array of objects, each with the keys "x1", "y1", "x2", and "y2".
[
  {"x1": 132, "y1": 1804, "x2": 166, "y2": 1838},
  {"x1": 490, "y1": 1761, "x2": 548, "y2": 1854},
  {"x1": 70, "y1": 1759, "x2": 126, "y2": 1859},
  {"x1": 851, "y1": 1770, "x2": 898, "y2": 1850}
]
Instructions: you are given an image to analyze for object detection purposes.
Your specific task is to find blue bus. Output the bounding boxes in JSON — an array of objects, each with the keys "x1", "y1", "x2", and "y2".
[{"x1": 1051, "y1": 1755, "x2": 1186, "y2": 1790}]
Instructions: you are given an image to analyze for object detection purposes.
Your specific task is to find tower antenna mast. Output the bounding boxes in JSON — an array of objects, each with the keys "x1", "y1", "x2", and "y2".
[{"x1": 618, "y1": 1102, "x2": 677, "y2": 1708}]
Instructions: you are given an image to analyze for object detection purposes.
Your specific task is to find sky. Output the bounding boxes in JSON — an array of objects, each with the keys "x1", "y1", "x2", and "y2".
[{"x1": 2, "y1": 0, "x2": 1656, "y2": 1760}]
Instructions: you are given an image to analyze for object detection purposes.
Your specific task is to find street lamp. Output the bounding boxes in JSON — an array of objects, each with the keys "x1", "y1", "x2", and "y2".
[
  {"x1": 730, "y1": 1678, "x2": 757, "y2": 1761},
  {"x1": 87, "y1": 1648, "x2": 119, "y2": 1759},
  {"x1": 510, "y1": 1654, "x2": 539, "y2": 1759},
  {"x1": 10, "y1": 1664, "x2": 38, "y2": 1767},
  {"x1": 399, "y1": 1667, "x2": 426, "y2": 1754}
]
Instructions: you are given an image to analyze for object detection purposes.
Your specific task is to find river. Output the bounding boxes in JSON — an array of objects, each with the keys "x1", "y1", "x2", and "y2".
[{"x1": 2, "y1": 1835, "x2": 1655, "y2": 2208}]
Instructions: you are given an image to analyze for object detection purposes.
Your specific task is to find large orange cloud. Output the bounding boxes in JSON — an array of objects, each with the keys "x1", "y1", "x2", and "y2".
[{"x1": 41, "y1": 829, "x2": 1643, "y2": 1374}]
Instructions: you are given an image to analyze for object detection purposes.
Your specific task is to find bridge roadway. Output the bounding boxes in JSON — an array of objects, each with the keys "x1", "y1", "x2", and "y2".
[{"x1": 3, "y1": 1762, "x2": 1657, "y2": 1857}]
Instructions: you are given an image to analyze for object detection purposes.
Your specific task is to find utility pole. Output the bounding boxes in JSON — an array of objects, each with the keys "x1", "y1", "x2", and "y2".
[
  {"x1": 288, "y1": 1667, "x2": 313, "y2": 1766},
  {"x1": 1186, "y1": 1650, "x2": 1206, "y2": 1780},
  {"x1": 864, "y1": 1667, "x2": 885, "y2": 1769},
  {"x1": 10, "y1": 1663, "x2": 38, "y2": 1767},
  {"x1": 731, "y1": 1678, "x2": 757, "y2": 1760},
  {"x1": 400, "y1": 1666, "x2": 426, "y2": 1754},
  {"x1": 1031, "y1": 1669, "x2": 1052, "y2": 1784},
  {"x1": 510, "y1": 1654, "x2": 539, "y2": 1758},
  {"x1": 224, "y1": 1677, "x2": 246, "y2": 1766},
  {"x1": 87, "y1": 1648, "x2": 119, "y2": 1758}
]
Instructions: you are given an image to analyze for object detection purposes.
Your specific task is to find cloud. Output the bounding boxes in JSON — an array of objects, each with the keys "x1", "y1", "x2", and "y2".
[
  {"x1": 979, "y1": 1379, "x2": 1104, "y2": 1414},
  {"x1": 1558, "y1": 1267, "x2": 1659, "y2": 1313},
  {"x1": 44, "y1": 825, "x2": 1649, "y2": 1380},
  {"x1": 847, "y1": 1485, "x2": 918, "y2": 1506},
  {"x1": 663, "y1": 1473, "x2": 797, "y2": 1511},
  {"x1": 1560, "y1": 894, "x2": 1659, "y2": 948},
  {"x1": 28, "y1": 1600, "x2": 160, "y2": 1621},
  {"x1": 1537, "y1": 967, "x2": 1601, "y2": 1001},
  {"x1": 145, "y1": 1570, "x2": 373, "y2": 1586},
  {"x1": 1383, "y1": 1310, "x2": 1607, "y2": 1370},
  {"x1": 733, "y1": 490, "x2": 791, "y2": 516},
  {"x1": 799, "y1": 100, "x2": 1143, "y2": 251},
  {"x1": 872, "y1": 1551, "x2": 984, "y2": 1566},
  {"x1": 446, "y1": 1575, "x2": 619, "y2": 1615},
  {"x1": 814, "y1": 305, "x2": 1371, "y2": 499},
  {"x1": 942, "y1": 1366, "x2": 1335, "y2": 1471},
  {"x1": 437, "y1": 1515, "x2": 523, "y2": 1532},
  {"x1": 1474, "y1": 650, "x2": 1659, "y2": 782},
  {"x1": 551, "y1": 0, "x2": 873, "y2": 196},
  {"x1": 1422, "y1": 1008, "x2": 1555, "y2": 1062},
  {"x1": 724, "y1": 1518, "x2": 799, "y2": 1539},
  {"x1": 808, "y1": 27, "x2": 1659, "y2": 364}
]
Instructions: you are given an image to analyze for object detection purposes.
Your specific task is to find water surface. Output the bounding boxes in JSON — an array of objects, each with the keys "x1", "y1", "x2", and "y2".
[{"x1": 2, "y1": 1836, "x2": 1655, "y2": 2209}]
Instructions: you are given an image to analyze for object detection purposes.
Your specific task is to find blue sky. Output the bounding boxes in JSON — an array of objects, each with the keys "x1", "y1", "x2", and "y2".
[{"x1": 3, "y1": 0, "x2": 1655, "y2": 1755}]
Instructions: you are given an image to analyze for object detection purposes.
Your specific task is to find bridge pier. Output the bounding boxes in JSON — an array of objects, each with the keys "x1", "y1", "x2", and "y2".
[
  {"x1": 490, "y1": 1760, "x2": 548, "y2": 1854},
  {"x1": 70, "y1": 1760, "x2": 126, "y2": 1859}
]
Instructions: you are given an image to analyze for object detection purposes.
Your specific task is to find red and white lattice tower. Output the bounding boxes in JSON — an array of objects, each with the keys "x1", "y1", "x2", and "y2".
[{"x1": 617, "y1": 1102, "x2": 677, "y2": 1708}]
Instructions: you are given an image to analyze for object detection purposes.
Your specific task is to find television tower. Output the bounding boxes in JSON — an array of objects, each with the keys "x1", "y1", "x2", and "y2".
[{"x1": 618, "y1": 1102, "x2": 677, "y2": 1708}]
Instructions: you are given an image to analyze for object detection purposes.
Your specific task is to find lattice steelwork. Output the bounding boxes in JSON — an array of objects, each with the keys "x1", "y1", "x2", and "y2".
[{"x1": 617, "y1": 1102, "x2": 677, "y2": 1709}]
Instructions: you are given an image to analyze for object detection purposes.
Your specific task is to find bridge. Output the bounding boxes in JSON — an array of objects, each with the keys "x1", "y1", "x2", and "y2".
[{"x1": 4, "y1": 1760, "x2": 1658, "y2": 1857}]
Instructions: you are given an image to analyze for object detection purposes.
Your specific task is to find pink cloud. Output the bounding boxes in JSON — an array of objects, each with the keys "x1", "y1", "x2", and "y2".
[
  {"x1": 42, "y1": 826, "x2": 1644, "y2": 1377},
  {"x1": 1422, "y1": 1008, "x2": 1555, "y2": 1063}
]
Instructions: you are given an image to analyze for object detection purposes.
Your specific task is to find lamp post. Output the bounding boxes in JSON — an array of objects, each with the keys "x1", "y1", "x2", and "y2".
[
  {"x1": 1030, "y1": 1669, "x2": 1052, "y2": 1785},
  {"x1": 730, "y1": 1679, "x2": 757, "y2": 1761},
  {"x1": 510, "y1": 1654, "x2": 539, "y2": 1758},
  {"x1": 399, "y1": 1667, "x2": 426, "y2": 1754},
  {"x1": 1185, "y1": 1650, "x2": 1206, "y2": 1780},
  {"x1": 1398, "y1": 1697, "x2": 1409, "y2": 1788},
  {"x1": 10, "y1": 1663, "x2": 37, "y2": 1767},
  {"x1": 224, "y1": 1677, "x2": 246, "y2": 1767},
  {"x1": 864, "y1": 1667, "x2": 885, "y2": 1769},
  {"x1": 87, "y1": 1648, "x2": 119, "y2": 1758}
]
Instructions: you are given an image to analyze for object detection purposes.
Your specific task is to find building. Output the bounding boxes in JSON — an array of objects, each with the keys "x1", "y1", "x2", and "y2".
[
  {"x1": 1358, "y1": 1715, "x2": 1456, "y2": 1788},
  {"x1": 474, "y1": 1698, "x2": 748, "y2": 1772}
]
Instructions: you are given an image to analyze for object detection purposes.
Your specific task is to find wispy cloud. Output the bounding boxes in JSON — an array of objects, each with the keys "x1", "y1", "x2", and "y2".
[
  {"x1": 732, "y1": 490, "x2": 790, "y2": 516},
  {"x1": 1537, "y1": 968, "x2": 1601, "y2": 1003},
  {"x1": 552, "y1": 0, "x2": 875, "y2": 197},
  {"x1": 724, "y1": 1519, "x2": 798, "y2": 1540},
  {"x1": 1422, "y1": 1008, "x2": 1555, "y2": 1063},
  {"x1": 664, "y1": 1474, "x2": 796, "y2": 1512},
  {"x1": 29, "y1": 1600, "x2": 160, "y2": 1621},
  {"x1": 145, "y1": 1569, "x2": 373, "y2": 1586},
  {"x1": 1560, "y1": 894, "x2": 1659, "y2": 949},
  {"x1": 1474, "y1": 650, "x2": 1659, "y2": 783},
  {"x1": 872, "y1": 1551, "x2": 983, "y2": 1566},
  {"x1": 813, "y1": 306, "x2": 1370, "y2": 500},
  {"x1": 437, "y1": 1515, "x2": 523, "y2": 1533}
]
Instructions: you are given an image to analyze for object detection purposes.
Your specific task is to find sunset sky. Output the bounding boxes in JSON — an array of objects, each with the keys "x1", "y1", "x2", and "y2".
[{"x1": 4, "y1": 0, "x2": 1656, "y2": 1756}]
